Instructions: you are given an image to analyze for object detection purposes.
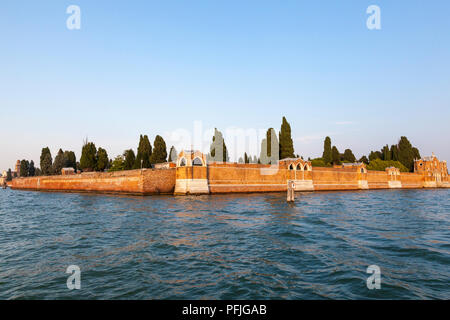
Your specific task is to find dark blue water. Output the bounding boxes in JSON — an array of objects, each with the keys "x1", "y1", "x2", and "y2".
[{"x1": 0, "y1": 188, "x2": 449, "y2": 299}]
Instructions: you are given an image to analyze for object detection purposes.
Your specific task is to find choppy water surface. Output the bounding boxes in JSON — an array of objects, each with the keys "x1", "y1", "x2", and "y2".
[{"x1": 0, "y1": 188, "x2": 449, "y2": 299}]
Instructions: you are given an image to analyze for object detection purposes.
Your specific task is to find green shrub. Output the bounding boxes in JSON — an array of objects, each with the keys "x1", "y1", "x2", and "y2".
[
  {"x1": 311, "y1": 158, "x2": 329, "y2": 167},
  {"x1": 367, "y1": 159, "x2": 409, "y2": 172}
]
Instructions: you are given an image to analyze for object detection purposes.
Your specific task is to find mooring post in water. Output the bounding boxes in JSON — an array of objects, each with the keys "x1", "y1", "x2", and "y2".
[{"x1": 287, "y1": 180, "x2": 295, "y2": 202}]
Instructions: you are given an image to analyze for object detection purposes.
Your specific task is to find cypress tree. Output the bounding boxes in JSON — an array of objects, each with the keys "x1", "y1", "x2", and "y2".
[
  {"x1": 279, "y1": 116, "x2": 295, "y2": 159},
  {"x1": 80, "y1": 141, "x2": 97, "y2": 172},
  {"x1": 260, "y1": 128, "x2": 279, "y2": 165},
  {"x1": 96, "y1": 147, "x2": 109, "y2": 171},
  {"x1": 7, "y1": 169, "x2": 12, "y2": 181},
  {"x1": 150, "y1": 135, "x2": 168, "y2": 164},
  {"x1": 331, "y1": 146, "x2": 341, "y2": 165},
  {"x1": 382, "y1": 145, "x2": 391, "y2": 161},
  {"x1": 53, "y1": 149, "x2": 65, "y2": 175},
  {"x1": 244, "y1": 152, "x2": 249, "y2": 164},
  {"x1": 168, "y1": 146, "x2": 178, "y2": 163},
  {"x1": 390, "y1": 145, "x2": 399, "y2": 161},
  {"x1": 209, "y1": 128, "x2": 229, "y2": 162},
  {"x1": 412, "y1": 147, "x2": 421, "y2": 160},
  {"x1": 266, "y1": 128, "x2": 279, "y2": 159},
  {"x1": 322, "y1": 137, "x2": 332, "y2": 165},
  {"x1": 20, "y1": 160, "x2": 29, "y2": 177},
  {"x1": 40, "y1": 147, "x2": 53, "y2": 175},
  {"x1": 343, "y1": 149, "x2": 356, "y2": 162},
  {"x1": 134, "y1": 135, "x2": 152, "y2": 168},
  {"x1": 123, "y1": 149, "x2": 136, "y2": 170},
  {"x1": 28, "y1": 160, "x2": 36, "y2": 177},
  {"x1": 398, "y1": 136, "x2": 414, "y2": 171}
]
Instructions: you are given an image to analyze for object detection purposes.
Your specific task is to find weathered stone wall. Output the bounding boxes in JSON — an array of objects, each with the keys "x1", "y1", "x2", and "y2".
[
  {"x1": 207, "y1": 163, "x2": 288, "y2": 193},
  {"x1": 366, "y1": 171, "x2": 390, "y2": 189},
  {"x1": 142, "y1": 168, "x2": 176, "y2": 194},
  {"x1": 399, "y1": 172, "x2": 425, "y2": 189},
  {"x1": 311, "y1": 167, "x2": 361, "y2": 191},
  {"x1": 10, "y1": 163, "x2": 438, "y2": 195},
  {"x1": 11, "y1": 169, "x2": 176, "y2": 195}
]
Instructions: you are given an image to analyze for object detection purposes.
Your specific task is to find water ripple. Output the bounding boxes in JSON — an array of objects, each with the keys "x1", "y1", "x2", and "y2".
[{"x1": 0, "y1": 189, "x2": 449, "y2": 299}]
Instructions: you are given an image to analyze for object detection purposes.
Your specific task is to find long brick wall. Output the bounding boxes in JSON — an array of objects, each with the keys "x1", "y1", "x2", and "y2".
[
  {"x1": 11, "y1": 169, "x2": 176, "y2": 195},
  {"x1": 10, "y1": 163, "x2": 447, "y2": 195}
]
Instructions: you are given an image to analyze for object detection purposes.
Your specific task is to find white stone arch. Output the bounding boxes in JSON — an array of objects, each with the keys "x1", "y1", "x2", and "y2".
[
  {"x1": 192, "y1": 157, "x2": 204, "y2": 166},
  {"x1": 304, "y1": 163, "x2": 311, "y2": 171},
  {"x1": 289, "y1": 163, "x2": 295, "y2": 171}
]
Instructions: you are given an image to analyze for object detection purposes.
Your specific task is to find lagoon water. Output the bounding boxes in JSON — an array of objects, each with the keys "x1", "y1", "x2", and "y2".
[{"x1": 0, "y1": 188, "x2": 449, "y2": 299}]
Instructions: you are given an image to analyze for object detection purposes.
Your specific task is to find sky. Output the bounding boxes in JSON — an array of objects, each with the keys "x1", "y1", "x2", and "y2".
[{"x1": 1, "y1": 0, "x2": 449, "y2": 170}]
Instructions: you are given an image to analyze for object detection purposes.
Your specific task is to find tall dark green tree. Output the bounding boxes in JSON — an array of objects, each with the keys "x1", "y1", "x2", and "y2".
[
  {"x1": 322, "y1": 137, "x2": 332, "y2": 165},
  {"x1": 63, "y1": 151, "x2": 77, "y2": 170},
  {"x1": 53, "y1": 149, "x2": 65, "y2": 174},
  {"x1": 6, "y1": 169, "x2": 12, "y2": 181},
  {"x1": 390, "y1": 145, "x2": 399, "y2": 161},
  {"x1": 331, "y1": 146, "x2": 341, "y2": 165},
  {"x1": 343, "y1": 149, "x2": 356, "y2": 163},
  {"x1": 80, "y1": 141, "x2": 97, "y2": 172},
  {"x1": 96, "y1": 147, "x2": 109, "y2": 171},
  {"x1": 279, "y1": 116, "x2": 295, "y2": 159},
  {"x1": 28, "y1": 160, "x2": 36, "y2": 177},
  {"x1": 244, "y1": 152, "x2": 249, "y2": 164},
  {"x1": 20, "y1": 160, "x2": 29, "y2": 177},
  {"x1": 40, "y1": 147, "x2": 53, "y2": 175},
  {"x1": 123, "y1": 149, "x2": 136, "y2": 170},
  {"x1": 134, "y1": 135, "x2": 152, "y2": 168},
  {"x1": 260, "y1": 128, "x2": 279, "y2": 165},
  {"x1": 209, "y1": 128, "x2": 229, "y2": 163},
  {"x1": 398, "y1": 136, "x2": 414, "y2": 171},
  {"x1": 168, "y1": 146, "x2": 178, "y2": 163},
  {"x1": 381, "y1": 145, "x2": 391, "y2": 161},
  {"x1": 150, "y1": 135, "x2": 167, "y2": 164}
]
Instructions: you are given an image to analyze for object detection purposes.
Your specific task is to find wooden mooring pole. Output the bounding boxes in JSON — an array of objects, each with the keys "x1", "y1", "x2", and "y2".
[{"x1": 287, "y1": 180, "x2": 295, "y2": 202}]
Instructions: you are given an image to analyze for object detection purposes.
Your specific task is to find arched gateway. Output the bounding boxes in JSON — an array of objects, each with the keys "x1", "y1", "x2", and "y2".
[{"x1": 174, "y1": 150, "x2": 209, "y2": 195}]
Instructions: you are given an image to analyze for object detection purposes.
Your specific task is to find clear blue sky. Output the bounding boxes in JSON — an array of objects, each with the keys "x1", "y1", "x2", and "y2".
[{"x1": 1, "y1": 0, "x2": 449, "y2": 170}]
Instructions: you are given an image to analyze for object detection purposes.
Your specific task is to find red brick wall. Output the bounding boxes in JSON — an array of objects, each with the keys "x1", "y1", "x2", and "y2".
[
  {"x1": 367, "y1": 171, "x2": 390, "y2": 189},
  {"x1": 400, "y1": 172, "x2": 424, "y2": 188},
  {"x1": 11, "y1": 163, "x2": 430, "y2": 195},
  {"x1": 12, "y1": 169, "x2": 176, "y2": 195},
  {"x1": 311, "y1": 167, "x2": 361, "y2": 191}
]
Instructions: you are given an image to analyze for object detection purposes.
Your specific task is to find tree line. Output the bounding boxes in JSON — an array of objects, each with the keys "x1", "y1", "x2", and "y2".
[
  {"x1": 7, "y1": 117, "x2": 423, "y2": 177},
  {"x1": 310, "y1": 136, "x2": 420, "y2": 172},
  {"x1": 209, "y1": 116, "x2": 297, "y2": 165},
  {"x1": 109, "y1": 134, "x2": 172, "y2": 172}
]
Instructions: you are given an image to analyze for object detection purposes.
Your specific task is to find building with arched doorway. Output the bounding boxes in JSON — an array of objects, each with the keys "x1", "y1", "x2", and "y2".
[
  {"x1": 174, "y1": 150, "x2": 209, "y2": 195},
  {"x1": 281, "y1": 158, "x2": 314, "y2": 191}
]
